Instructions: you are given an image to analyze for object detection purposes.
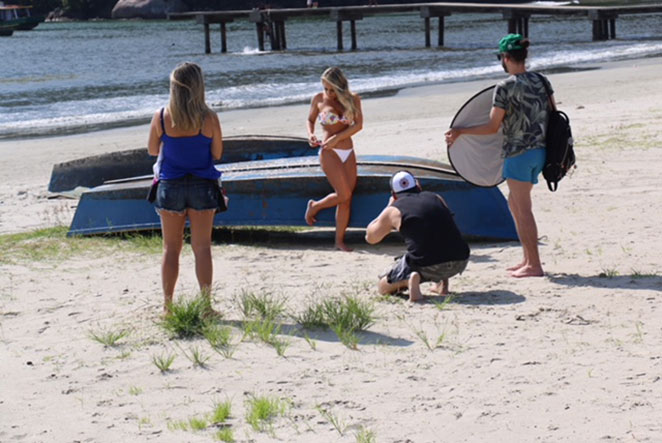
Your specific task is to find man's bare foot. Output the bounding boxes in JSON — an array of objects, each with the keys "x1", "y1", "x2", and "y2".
[
  {"x1": 507, "y1": 262, "x2": 526, "y2": 272},
  {"x1": 408, "y1": 272, "x2": 424, "y2": 302},
  {"x1": 335, "y1": 242, "x2": 353, "y2": 252},
  {"x1": 510, "y1": 266, "x2": 544, "y2": 278},
  {"x1": 304, "y1": 200, "x2": 317, "y2": 225},
  {"x1": 432, "y1": 279, "x2": 449, "y2": 295}
]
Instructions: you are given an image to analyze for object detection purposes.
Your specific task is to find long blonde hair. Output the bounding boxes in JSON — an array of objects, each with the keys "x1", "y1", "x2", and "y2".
[
  {"x1": 167, "y1": 62, "x2": 212, "y2": 132},
  {"x1": 321, "y1": 67, "x2": 357, "y2": 123}
]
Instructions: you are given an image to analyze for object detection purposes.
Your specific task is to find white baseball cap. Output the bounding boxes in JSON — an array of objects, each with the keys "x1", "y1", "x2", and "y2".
[{"x1": 390, "y1": 170, "x2": 417, "y2": 193}]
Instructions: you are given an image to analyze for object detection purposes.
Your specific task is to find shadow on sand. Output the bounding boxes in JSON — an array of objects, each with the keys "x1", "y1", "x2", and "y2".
[
  {"x1": 388, "y1": 290, "x2": 525, "y2": 306},
  {"x1": 547, "y1": 272, "x2": 662, "y2": 291},
  {"x1": 215, "y1": 319, "x2": 414, "y2": 348}
]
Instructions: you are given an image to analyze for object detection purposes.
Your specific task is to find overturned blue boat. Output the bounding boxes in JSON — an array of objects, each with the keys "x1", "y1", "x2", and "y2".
[
  {"x1": 68, "y1": 154, "x2": 517, "y2": 240},
  {"x1": 49, "y1": 135, "x2": 313, "y2": 193}
]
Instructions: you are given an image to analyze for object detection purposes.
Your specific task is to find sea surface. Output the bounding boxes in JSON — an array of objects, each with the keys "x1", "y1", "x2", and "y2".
[{"x1": 2, "y1": 8, "x2": 662, "y2": 138}]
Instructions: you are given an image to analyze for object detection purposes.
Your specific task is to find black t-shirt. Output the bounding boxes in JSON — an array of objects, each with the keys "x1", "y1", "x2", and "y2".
[{"x1": 392, "y1": 191, "x2": 470, "y2": 267}]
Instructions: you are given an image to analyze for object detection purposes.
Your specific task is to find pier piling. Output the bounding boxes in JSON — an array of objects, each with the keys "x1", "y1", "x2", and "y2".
[{"x1": 169, "y1": 3, "x2": 662, "y2": 54}]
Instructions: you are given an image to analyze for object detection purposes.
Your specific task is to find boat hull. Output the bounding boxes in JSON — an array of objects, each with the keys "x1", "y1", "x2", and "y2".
[
  {"x1": 48, "y1": 135, "x2": 314, "y2": 193},
  {"x1": 68, "y1": 155, "x2": 517, "y2": 240}
]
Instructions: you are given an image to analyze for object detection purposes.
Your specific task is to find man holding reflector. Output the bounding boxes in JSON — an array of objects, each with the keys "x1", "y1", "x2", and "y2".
[{"x1": 445, "y1": 34, "x2": 555, "y2": 278}]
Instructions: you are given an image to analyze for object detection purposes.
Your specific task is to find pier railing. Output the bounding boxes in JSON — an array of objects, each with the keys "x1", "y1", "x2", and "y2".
[{"x1": 168, "y1": 2, "x2": 662, "y2": 53}]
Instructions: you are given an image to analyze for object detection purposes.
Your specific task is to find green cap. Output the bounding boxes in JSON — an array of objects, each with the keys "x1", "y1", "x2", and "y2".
[{"x1": 498, "y1": 34, "x2": 524, "y2": 53}]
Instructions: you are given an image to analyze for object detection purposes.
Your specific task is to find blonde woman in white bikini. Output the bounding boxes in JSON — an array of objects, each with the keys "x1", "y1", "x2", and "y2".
[{"x1": 305, "y1": 67, "x2": 363, "y2": 251}]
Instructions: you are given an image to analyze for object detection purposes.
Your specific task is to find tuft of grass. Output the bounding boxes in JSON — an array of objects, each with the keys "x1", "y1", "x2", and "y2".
[
  {"x1": 432, "y1": 295, "x2": 454, "y2": 311},
  {"x1": 293, "y1": 301, "x2": 327, "y2": 329},
  {"x1": 245, "y1": 395, "x2": 289, "y2": 432},
  {"x1": 161, "y1": 294, "x2": 214, "y2": 338},
  {"x1": 188, "y1": 416, "x2": 208, "y2": 431},
  {"x1": 211, "y1": 399, "x2": 232, "y2": 424},
  {"x1": 203, "y1": 323, "x2": 232, "y2": 348},
  {"x1": 203, "y1": 324, "x2": 237, "y2": 359},
  {"x1": 294, "y1": 296, "x2": 375, "y2": 350},
  {"x1": 152, "y1": 352, "x2": 176, "y2": 373},
  {"x1": 242, "y1": 317, "x2": 290, "y2": 357},
  {"x1": 355, "y1": 426, "x2": 376, "y2": 443},
  {"x1": 631, "y1": 269, "x2": 659, "y2": 278},
  {"x1": 128, "y1": 386, "x2": 142, "y2": 396},
  {"x1": 412, "y1": 327, "x2": 447, "y2": 351},
  {"x1": 215, "y1": 428, "x2": 234, "y2": 442},
  {"x1": 89, "y1": 327, "x2": 130, "y2": 347},
  {"x1": 303, "y1": 332, "x2": 317, "y2": 351},
  {"x1": 167, "y1": 420, "x2": 189, "y2": 432},
  {"x1": 316, "y1": 405, "x2": 346, "y2": 436},
  {"x1": 322, "y1": 296, "x2": 375, "y2": 333},
  {"x1": 599, "y1": 268, "x2": 619, "y2": 278},
  {"x1": 183, "y1": 345, "x2": 211, "y2": 369},
  {"x1": 239, "y1": 290, "x2": 286, "y2": 320}
]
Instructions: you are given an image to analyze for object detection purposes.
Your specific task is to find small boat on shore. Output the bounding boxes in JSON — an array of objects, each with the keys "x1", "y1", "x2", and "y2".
[
  {"x1": 49, "y1": 135, "x2": 314, "y2": 193},
  {"x1": 0, "y1": 4, "x2": 44, "y2": 36},
  {"x1": 67, "y1": 154, "x2": 517, "y2": 241}
]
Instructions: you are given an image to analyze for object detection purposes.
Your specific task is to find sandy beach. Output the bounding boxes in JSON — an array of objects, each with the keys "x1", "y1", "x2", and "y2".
[{"x1": 1, "y1": 57, "x2": 661, "y2": 442}]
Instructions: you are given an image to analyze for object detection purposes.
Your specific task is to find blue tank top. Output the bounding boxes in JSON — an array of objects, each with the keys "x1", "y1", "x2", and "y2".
[{"x1": 158, "y1": 108, "x2": 221, "y2": 181}]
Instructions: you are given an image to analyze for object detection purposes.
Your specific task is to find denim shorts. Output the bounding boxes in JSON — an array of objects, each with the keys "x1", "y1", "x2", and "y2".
[
  {"x1": 503, "y1": 147, "x2": 546, "y2": 184},
  {"x1": 381, "y1": 255, "x2": 468, "y2": 284},
  {"x1": 154, "y1": 175, "x2": 219, "y2": 214}
]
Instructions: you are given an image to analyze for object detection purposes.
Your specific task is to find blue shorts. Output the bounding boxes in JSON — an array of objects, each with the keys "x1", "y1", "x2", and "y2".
[
  {"x1": 155, "y1": 175, "x2": 219, "y2": 214},
  {"x1": 503, "y1": 148, "x2": 546, "y2": 184}
]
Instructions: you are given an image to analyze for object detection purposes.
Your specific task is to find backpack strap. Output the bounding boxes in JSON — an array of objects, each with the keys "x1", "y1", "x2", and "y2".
[
  {"x1": 534, "y1": 72, "x2": 556, "y2": 111},
  {"x1": 159, "y1": 107, "x2": 166, "y2": 137}
]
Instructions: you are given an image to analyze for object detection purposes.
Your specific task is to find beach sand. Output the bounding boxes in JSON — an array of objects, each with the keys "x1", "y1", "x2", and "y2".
[{"x1": 1, "y1": 57, "x2": 661, "y2": 442}]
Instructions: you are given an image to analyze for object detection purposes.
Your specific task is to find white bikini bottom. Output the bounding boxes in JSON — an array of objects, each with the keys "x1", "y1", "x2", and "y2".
[{"x1": 319, "y1": 147, "x2": 354, "y2": 163}]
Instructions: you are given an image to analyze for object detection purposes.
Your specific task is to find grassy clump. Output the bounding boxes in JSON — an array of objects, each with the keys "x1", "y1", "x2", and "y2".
[
  {"x1": 88, "y1": 327, "x2": 130, "y2": 347},
  {"x1": 245, "y1": 395, "x2": 289, "y2": 432},
  {"x1": 239, "y1": 291, "x2": 290, "y2": 356},
  {"x1": 203, "y1": 323, "x2": 236, "y2": 358},
  {"x1": 215, "y1": 428, "x2": 234, "y2": 442},
  {"x1": 239, "y1": 290, "x2": 286, "y2": 320},
  {"x1": 211, "y1": 399, "x2": 232, "y2": 424},
  {"x1": 152, "y1": 352, "x2": 176, "y2": 373},
  {"x1": 356, "y1": 426, "x2": 376, "y2": 443},
  {"x1": 0, "y1": 226, "x2": 162, "y2": 265},
  {"x1": 161, "y1": 294, "x2": 215, "y2": 338},
  {"x1": 295, "y1": 295, "x2": 375, "y2": 349}
]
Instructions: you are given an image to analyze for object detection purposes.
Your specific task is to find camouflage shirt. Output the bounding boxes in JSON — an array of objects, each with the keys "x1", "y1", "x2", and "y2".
[{"x1": 493, "y1": 72, "x2": 553, "y2": 158}]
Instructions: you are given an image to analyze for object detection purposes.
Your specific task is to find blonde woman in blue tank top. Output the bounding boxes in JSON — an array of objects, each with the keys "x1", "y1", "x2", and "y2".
[{"x1": 147, "y1": 62, "x2": 223, "y2": 314}]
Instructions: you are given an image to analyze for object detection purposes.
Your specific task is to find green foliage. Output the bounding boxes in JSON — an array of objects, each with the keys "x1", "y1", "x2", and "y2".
[
  {"x1": 152, "y1": 352, "x2": 176, "y2": 373},
  {"x1": 211, "y1": 400, "x2": 232, "y2": 424},
  {"x1": 88, "y1": 327, "x2": 129, "y2": 347},
  {"x1": 239, "y1": 290, "x2": 285, "y2": 321},
  {"x1": 245, "y1": 395, "x2": 289, "y2": 432},
  {"x1": 161, "y1": 294, "x2": 215, "y2": 338},
  {"x1": 215, "y1": 428, "x2": 234, "y2": 442}
]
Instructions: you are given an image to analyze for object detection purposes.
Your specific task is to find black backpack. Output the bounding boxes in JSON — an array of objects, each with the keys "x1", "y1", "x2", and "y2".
[{"x1": 536, "y1": 73, "x2": 576, "y2": 192}]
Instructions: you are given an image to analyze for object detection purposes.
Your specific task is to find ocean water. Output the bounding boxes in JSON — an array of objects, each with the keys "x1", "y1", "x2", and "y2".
[{"x1": 2, "y1": 9, "x2": 662, "y2": 138}]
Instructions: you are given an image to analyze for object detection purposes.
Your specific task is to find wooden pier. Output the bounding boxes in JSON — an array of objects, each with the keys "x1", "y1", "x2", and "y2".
[{"x1": 168, "y1": 2, "x2": 662, "y2": 54}]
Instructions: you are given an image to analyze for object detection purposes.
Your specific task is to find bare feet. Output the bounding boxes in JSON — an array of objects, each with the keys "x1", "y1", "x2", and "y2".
[
  {"x1": 432, "y1": 279, "x2": 449, "y2": 295},
  {"x1": 304, "y1": 199, "x2": 317, "y2": 225},
  {"x1": 408, "y1": 272, "x2": 424, "y2": 302},
  {"x1": 510, "y1": 265, "x2": 544, "y2": 278},
  {"x1": 507, "y1": 262, "x2": 526, "y2": 272},
  {"x1": 335, "y1": 242, "x2": 353, "y2": 252}
]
